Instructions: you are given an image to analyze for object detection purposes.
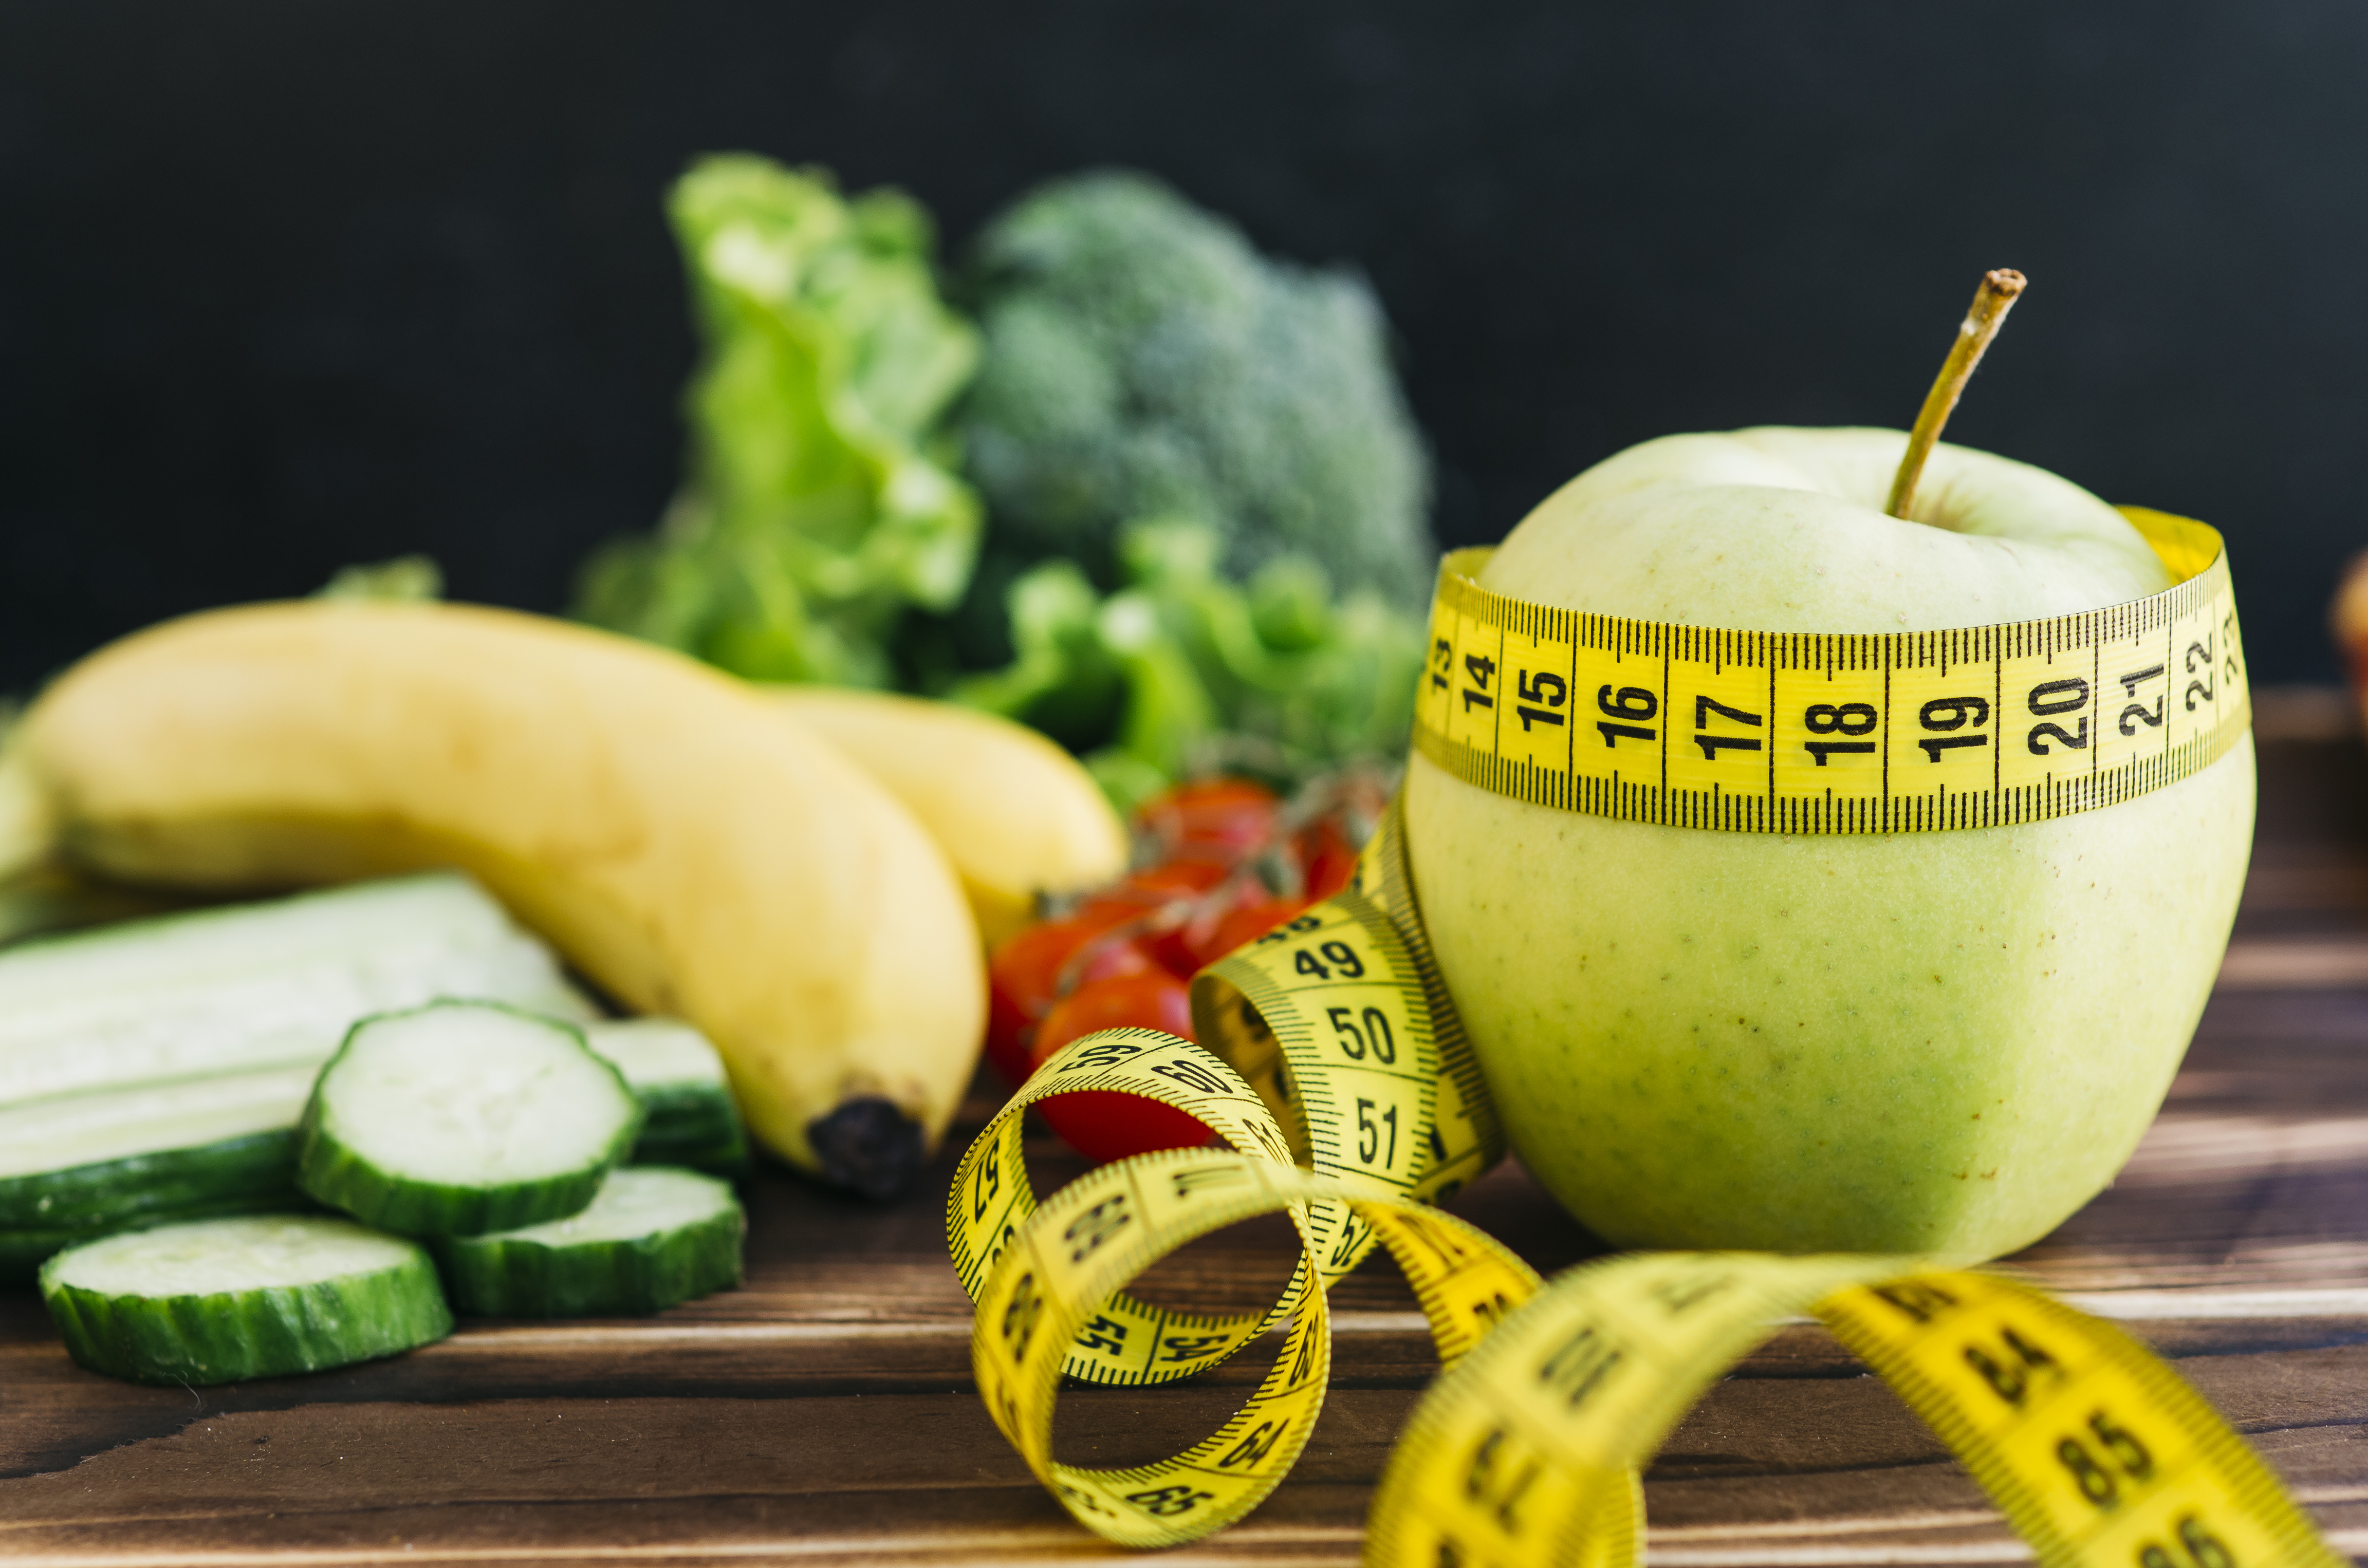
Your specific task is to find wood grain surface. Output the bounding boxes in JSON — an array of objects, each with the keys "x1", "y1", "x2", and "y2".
[{"x1": 7, "y1": 713, "x2": 2368, "y2": 1566}]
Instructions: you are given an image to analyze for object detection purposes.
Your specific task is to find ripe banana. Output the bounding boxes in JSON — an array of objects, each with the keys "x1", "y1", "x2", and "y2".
[
  {"x1": 4, "y1": 601, "x2": 984, "y2": 1199},
  {"x1": 767, "y1": 685, "x2": 1130, "y2": 950}
]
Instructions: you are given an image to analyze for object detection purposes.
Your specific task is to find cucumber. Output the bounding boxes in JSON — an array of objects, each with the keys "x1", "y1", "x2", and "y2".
[
  {"x1": 39, "y1": 1212, "x2": 452, "y2": 1385},
  {"x1": 582, "y1": 1019, "x2": 749, "y2": 1172},
  {"x1": 0, "y1": 1067, "x2": 316, "y2": 1213},
  {"x1": 1, "y1": 1126, "x2": 303, "y2": 1234},
  {"x1": 0, "y1": 873, "x2": 592, "y2": 1271},
  {"x1": 435, "y1": 1166, "x2": 743, "y2": 1317},
  {"x1": 2, "y1": 1190, "x2": 311, "y2": 1285},
  {"x1": 297, "y1": 1002, "x2": 641, "y2": 1236},
  {"x1": 0, "y1": 871, "x2": 591, "y2": 1108}
]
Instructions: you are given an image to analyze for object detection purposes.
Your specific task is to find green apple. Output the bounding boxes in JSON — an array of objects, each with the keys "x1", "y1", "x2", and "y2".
[{"x1": 1405, "y1": 426, "x2": 2254, "y2": 1259}]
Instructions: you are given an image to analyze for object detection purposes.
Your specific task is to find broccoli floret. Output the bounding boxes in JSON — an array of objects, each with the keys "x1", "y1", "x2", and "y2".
[{"x1": 956, "y1": 172, "x2": 1435, "y2": 606}]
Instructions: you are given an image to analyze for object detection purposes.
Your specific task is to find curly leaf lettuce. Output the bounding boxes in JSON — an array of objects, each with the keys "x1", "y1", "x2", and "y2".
[
  {"x1": 953, "y1": 517, "x2": 1425, "y2": 812},
  {"x1": 576, "y1": 156, "x2": 983, "y2": 686}
]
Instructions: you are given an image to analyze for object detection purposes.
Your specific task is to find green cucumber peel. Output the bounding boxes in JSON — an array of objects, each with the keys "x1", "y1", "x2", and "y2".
[
  {"x1": 436, "y1": 1166, "x2": 744, "y2": 1317},
  {"x1": 39, "y1": 1213, "x2": 452, "y2": 1385},
  {"x1": 298, "y1": 1001, "x2": 641, "y2": 1237}
]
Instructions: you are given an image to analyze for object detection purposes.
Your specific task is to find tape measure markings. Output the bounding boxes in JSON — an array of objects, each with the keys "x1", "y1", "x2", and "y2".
[
  {"x1": 1415, "y1": 510, "x2": 2250, "y2": 833},
  {"x1": 1350, "y1": 799, "x2": 1500, "y2": 1205},
  {"x1": 949, "y1": 506, "x2": 2330, "y2": 1562},
  {"x1": 971, "y1": 1143, "x2": 1542, "y2": 1550},
  {"x1": 948, "y1": 1029, "x2": 1307, "y2": 1387},
  {"x1": 1189, "y1": 799, "x2": 1504, "y2": 1281},
  {"x1": 1817, "y1": 1273, "x2": 2343, "y2": 1568}
]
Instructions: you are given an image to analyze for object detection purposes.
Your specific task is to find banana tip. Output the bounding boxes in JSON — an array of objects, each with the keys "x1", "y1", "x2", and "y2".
[{"x1": 807, "y1": 1097, "x2": 927, "y2": 1201}]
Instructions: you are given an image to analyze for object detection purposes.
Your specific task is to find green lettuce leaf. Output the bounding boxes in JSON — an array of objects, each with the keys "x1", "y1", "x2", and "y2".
[
  {"x1": 575, "y1": 156, "x2": 983, "y2": 687},
  {"x1": 952, "y1": 517, "x2": 1424, "y2": 812}
]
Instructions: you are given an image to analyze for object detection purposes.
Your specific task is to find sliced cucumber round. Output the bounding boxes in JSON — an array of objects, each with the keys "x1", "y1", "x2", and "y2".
[
  {"x1": 39, "y1": 1212, "x2": 452, "y2": 1385},
  {"x1": 435, "y1": 1166, "x2": 743, "y2": 1317},
  {"x1": 297, "y1": 1002, "x2": 640, "y2": 1237},
  {"x1": 581, "y1": 1019, "x2": 749, "y2": 1173},
  {"x1": 2, "y1": 1190, "x2": 314, "y2": 1286}
]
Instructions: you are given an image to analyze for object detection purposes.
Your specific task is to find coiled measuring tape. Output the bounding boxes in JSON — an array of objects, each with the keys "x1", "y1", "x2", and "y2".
[{"x1": 948, "y1": 513, "x2": 2318, "y2": 1562}]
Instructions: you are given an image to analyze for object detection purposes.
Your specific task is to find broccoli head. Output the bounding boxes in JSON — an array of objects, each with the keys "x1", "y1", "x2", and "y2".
[{"x1": 956, "y1": 171, "x2": 1435, "y2": 606}]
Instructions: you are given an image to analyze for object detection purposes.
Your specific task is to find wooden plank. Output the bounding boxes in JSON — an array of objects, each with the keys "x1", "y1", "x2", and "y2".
[{"x1": 7, "y1": 729, "x2": 2368, "y2": 1562}]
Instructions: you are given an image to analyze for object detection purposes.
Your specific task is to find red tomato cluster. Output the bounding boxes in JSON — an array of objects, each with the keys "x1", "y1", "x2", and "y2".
[{"x1": 984, "y1": 775, "x2": 1380, "y2": 1165}]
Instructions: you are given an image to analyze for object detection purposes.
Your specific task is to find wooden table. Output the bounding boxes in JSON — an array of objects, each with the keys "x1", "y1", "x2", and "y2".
[{"x1": 9, "y1": 699, "x2": 2368, "y2": 1566}]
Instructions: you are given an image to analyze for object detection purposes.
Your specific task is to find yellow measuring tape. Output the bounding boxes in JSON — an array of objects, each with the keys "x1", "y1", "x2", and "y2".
[
  {"x1": 1415, "y1": 508, "x2": 2248, "y2": 832},
  {"x1": 948, "y1": 513, "x2": 2322, "y2": 1562}
]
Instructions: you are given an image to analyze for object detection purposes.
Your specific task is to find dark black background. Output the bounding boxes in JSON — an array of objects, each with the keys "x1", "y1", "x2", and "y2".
[{"x1": 2, "y1": 0, "x2": 2361, "y2": 690}]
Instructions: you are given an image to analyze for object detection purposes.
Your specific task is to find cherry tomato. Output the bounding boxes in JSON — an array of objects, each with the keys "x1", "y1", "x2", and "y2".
[
  {"x1": 1074, "y1": 860, "x2": 1236, "y2": 978},
  {"x1": 1187, "y1": 894, "x2": 1314, "y2": 970},
  {"x1": 983, "y1": 911, "x2": 1144, "y2": 1084},
  {"x1": 1029, "y1": 971, "x2": 1213, "y2": 1163},
  {"x1": 1293, "y1": 817, "x2": 1359, "y2": 901},
  {"x1": 1078, "y1": 858, "x2": 1230, "y2": 918},
  {"x1": 1137, "y1": 778, "x2": 1280, "y2": 864}
]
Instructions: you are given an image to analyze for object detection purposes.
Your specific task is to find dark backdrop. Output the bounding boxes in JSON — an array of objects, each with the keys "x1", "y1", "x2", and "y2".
[{"x1": 2, "y1": 0, "x2": 2362, "y2": 690}]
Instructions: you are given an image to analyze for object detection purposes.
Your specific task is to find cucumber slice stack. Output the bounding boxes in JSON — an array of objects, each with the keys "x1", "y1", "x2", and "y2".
[
  {"x1": 0, "y1": 872, "x2": 592, "y2": 1278},
  {"x1": 583, "y1": 1019, "x2": 749, "y2": 1172},
  {"x1": 40, "y1": 1214, "x2": 452, "y2": 1385},
  {"x1": 438, "y1": 1166, "x2": 744, "y2": 1316},
  {"x1": 298, "y1": 1002, "x2": 642, "y2": 1236}
]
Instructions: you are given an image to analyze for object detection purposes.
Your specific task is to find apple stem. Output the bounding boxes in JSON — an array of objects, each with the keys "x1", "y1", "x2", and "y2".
[{"x1": 1885, "y1": 269, "x2": 2028, "y2": 521}]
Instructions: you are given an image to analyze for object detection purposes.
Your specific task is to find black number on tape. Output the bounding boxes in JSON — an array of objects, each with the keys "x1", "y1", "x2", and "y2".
[
  {"x1": 1696, "y1": 695, "x2": 1763, "y2": 729},
  {"x1": 1324, "y1": 1006, "x2": 1398, "y2": 1065},
  {"x1": 1077, "y1": 1314, "x2": 1128, "y2": 1355},
  {"x1": 1125, "y1": 1485, "x2": 1215, "y2": 1518},
  {"x1": 1002, "y1": 1272, "x2": 1044, "y2": 1362},
  {"x1": 1463, "y1": 654, "x2": 1496, "y2": 713},
  {"x1": 1872, "y1": 1280, "x2": 1959, "y2": 1323},
  {"x1": 1599, "y1": 685, "x2": 1658, "y2": 721},
  {"x1": 1256, "y1": 913, "x2": 1324, "y2": 946},
  {"x1": 2089, "y1": 1408, "x2": 2155, "y2": 1481},
  {"x1": 1917, "y1": 695, "x2": 1992, "y2": 762},
  {"x1": 2030, "y1": 720, "x2": 2089, "y2": 755},
  {"x1": 1294, "y1": 940, "x2": 1366, "y2": 981},
  {"x1": 1356, "y1": 1097, "x2": 1399, "y2": 1167},
  {"x1": 1516, "y1": 671, "x2": 1567, "y2": 731},
  {"x1": 1161, "y1": 1333, "x2": 1229, "y2": 1363},
  {"x1": 1596, "y1": 684, "x2": 1659, "y2": 749},
  {"x1": 1804, "y1": 705, "x2": 1879, "y2": 763},
  {"x1": 1964, "y1": 1323, "x2": 2060, "y2": 1408},
  {"x1": 2029, "y1": 678, "x2": 2090, "y2": 716},
  {"x1": 1151, "y1": 1057, "x2": 1230, "y2": 1095},
  {"x1": 2056, "y1": 1434, "x2": 2122, "y2": 1507},
  {"x1": 2138, "y1": 1516, "x2": 2236, "y2": 1568},
  {"x1": 1648, "y1": 1270, "x2": 1737, "y2": 1318},
  {"x1": 1537, "y1": 1323, "x2": 1625, "y2": 1411},
  {"x1": 2026, "y1": 676, "x2": 2093, "y2": 753},
  {"x1": 1693, "y1": 695, "x2": 1764, "y2": 761},
  {"x1": 1218, "y1": 1418, "x2": 1289, "y2": 1469},
  {"x1": 1464, "y1": 1426, "x2": 1542, "y2": 1534},
  {"x1": 1064, "y1": 1196, "x2": 1131, "y2": 1263},
  {"x1": 1061, "y1": 1036, "x2": 1146, "y2": 1072},
  {"x1": 971, "y1": 1139, "x2": 1001, "y2": 1222},
  {"x1": 1805, "y1": 702, "x2": 1878, "y2": 736}
]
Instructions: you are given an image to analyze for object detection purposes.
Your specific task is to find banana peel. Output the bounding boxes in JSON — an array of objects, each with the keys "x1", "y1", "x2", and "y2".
[
  {"x1": 6, "y1": 600, "x2": 984, "y2": 1199},
  {"x1": 765, "y1": 685, "x2": 1129, "y2": 950}
]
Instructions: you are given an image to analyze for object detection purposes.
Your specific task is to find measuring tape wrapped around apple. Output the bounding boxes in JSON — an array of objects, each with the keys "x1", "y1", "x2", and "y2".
[{"x1": 948, "y1": 507, "x2": 2318, "y2": 1566}]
